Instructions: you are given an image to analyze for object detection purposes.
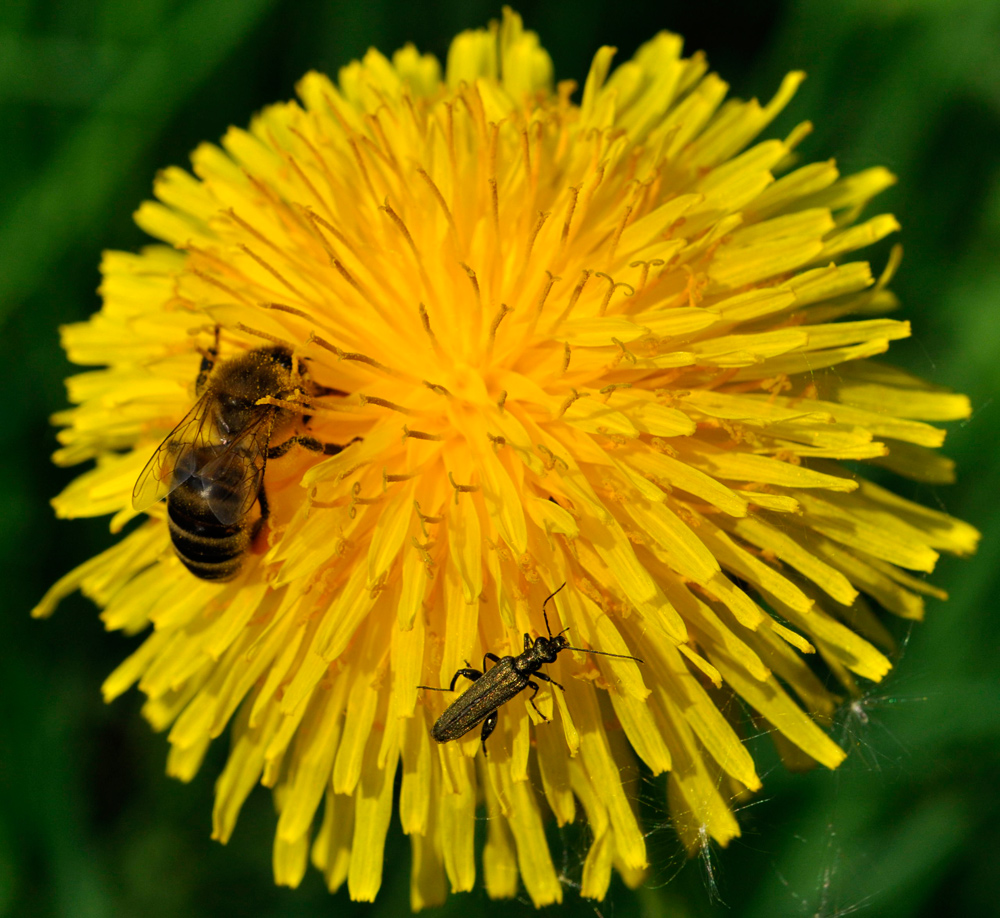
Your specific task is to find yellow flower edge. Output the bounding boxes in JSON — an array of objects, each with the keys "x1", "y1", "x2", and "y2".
[{"x1": 36, "y1": 8, "x2": 979, "y2": 909}]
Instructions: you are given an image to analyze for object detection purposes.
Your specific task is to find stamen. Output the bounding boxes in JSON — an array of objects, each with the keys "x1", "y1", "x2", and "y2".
[
  {"x1": 460, "y1": 263, "x2": 481, "y2": 307},
  {"x1": 288, "y1": 126, "x2": 334, "y2": 183},
  {"x1": 681, "y1": 265, "x2": 708, "y2": 308},
  {"x1": 308, "y1": 333, "x2": 403, "y2": 380},
  {"x1": 415, "y1": 167, "x2": 458, "y2": 240},
  {"x1": 497, "y1": 390, "x2": 507, "y2": 413},
  {"x1": 333, "y1": 258, "x2": 368, "y2": 300},
  {"x1": 423, "y1": 381, "x2": 452, "y2": 397},
  {"x1": 259, "y1": 301, "x2": 314, "y2": 322},
  {"x1": 411, "y1": 535, "x2": 436, "y2": 574},
  {"x1": 629, "y1": 258, "x2": 665, "y2": 296},
  {"x1": 368, "y1": 111, "x2": 399, "y2": 167},
  {"x1": 487, "y1": 433, "x2": 506, "y2": 451},
  {"x1": 529, "y1": 119, "x2": 544, "y2": 187},
  {"x1": 532, "y1": 270, "x2": 559, "y2": 321},
  {"x1": 307, "y1": 487, "x2": 347, "y2": 510},
  {"x1": 556, "y1": 388, "x2": 586, "y2": 419},
  {"x1": 284, "y1": 153, "x2": 334, "y2": 217},
  {"x1": 402, "y1": 426, "x2": 443, "y2": 442},
  {"x1": 239, "y1": 244, "x2": 309, "y2": 302},
  {"x1": 551, "y1": 269, "x2": 592, "y2": 328},
  {"x1": 560, "y1": 185, "x2": 581, "y2": 246},
  {"x1": 243, "y1": 171, "x2": 308, "y2": 234},
  {"x1": 234, "y1": 322, "x2": 294, "y2": 349},
  {"x1": 536, "y1": 444, "x2": 568, "y2": 471},
  {"x1": 488, "y1": 121, "x2": 500, "y2": 185},
  {"x1": 575, "y1": 161, "x2": 607, "y2": 235},
  {"x1": 350, "y1": 481, "x2": 383, "y2": 516},
  {"x1": 380, "y1": 200, "x2": 420, "y2": 260},
  {"x1": 303, "y1": 209, "x2": 356, "y2": 257},
  {"x1": 384, "y1": 469, "x2": 419, "y2": 484},
  {"x1": 418, "y1": 302, "x2": 447, "y2": 362},
  {"x1": 336, "y1": 463, "x2": 367, "y2": 483},
  {"x1": 523, "y1": 211, "x2": 550, "y2": 267},
  {"x1": 607, "y1": 204, "x2": 634, "y2": 264},
  {"x1": 319, "y1": 89, "x2": 353, "y2": 135},
  {"x1": 600, "y1": 382, "x2": 632, "y2": 402},
  {"x1": 489, "y1": 176, "x2": 499, "y2": 236},
  {"x1": 610, "y1": 337, "x2": 637, "y2": 366},
  {"x1": 227, "y1": 209, "x2": 285, "y2": 257},
  {"x1": 443, "y1": 101, "x2": 457, "y2": 179},
  {"x1": 347, "y1": 136, "x2": 378, "y2": 204},
  {"x1": 486, "y1": 303, "x2": 512, "y2": 358},
  {"x1": 413, "y1": 501, "x2": 443, "y2": 541},
  {"x1": 594, "y1": 272, "x2": 635, "y2": 316},
  {"x1": 360, "y1": 394, "x2": 411, "y2": 415},
  {"x1": 191, "y1": 268, "x2": 255, "y2": 306},
  {"x1": 448, "y1": 471, "x2": 480, "y2": 504},
  {"x1": 562, "y1": 342, "x2": 571, "y2": 374}
]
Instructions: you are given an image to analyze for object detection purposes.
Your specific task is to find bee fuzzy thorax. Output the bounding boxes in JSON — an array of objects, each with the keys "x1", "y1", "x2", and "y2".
[{"x1": 131, "y1": 340, "x2": 346, "y2": 581}]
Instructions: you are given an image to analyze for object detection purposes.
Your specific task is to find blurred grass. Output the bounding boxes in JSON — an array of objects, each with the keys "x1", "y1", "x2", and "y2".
[{"x1": 1, "y1": 0, "x2": 998, "y2": 916}]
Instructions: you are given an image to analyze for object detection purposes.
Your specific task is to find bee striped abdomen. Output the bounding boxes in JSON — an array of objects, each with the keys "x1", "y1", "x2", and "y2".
[{"x1": 167, "y1": 476, "x2": 251, "y2": 581}]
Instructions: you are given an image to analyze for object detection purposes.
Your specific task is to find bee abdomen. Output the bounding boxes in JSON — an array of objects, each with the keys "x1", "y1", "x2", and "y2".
[{"x1": 167, "y1": 492, "x2": 251, "y2": 582}]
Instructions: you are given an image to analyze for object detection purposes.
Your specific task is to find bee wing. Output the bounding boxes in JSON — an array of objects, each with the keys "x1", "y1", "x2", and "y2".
[
  {"x1": 197, "y1": 409, "x2": 274, "y2": 526},
  {"x1": 132, "y1": 395, "x2": 215, "y2": 513}
]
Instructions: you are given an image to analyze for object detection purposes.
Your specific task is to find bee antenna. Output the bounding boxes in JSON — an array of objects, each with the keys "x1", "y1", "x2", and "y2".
[
  {"x1": 541, "y1": 582, "x2": 567, "y2": 639},
  {"x1": 565, "y1": 646, "x2": 644, "y2": 663}
]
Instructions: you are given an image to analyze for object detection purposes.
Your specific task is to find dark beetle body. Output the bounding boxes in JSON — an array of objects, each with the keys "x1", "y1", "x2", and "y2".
[
  {"x1": 421, "y1": 587, "x2": 642, "y2": 754},
  {"x1": 429, "y1": 632, "x2": 569, "y2": 748}
]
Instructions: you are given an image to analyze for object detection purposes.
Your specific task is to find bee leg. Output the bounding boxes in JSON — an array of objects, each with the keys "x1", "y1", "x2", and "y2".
[
  {"x1": 480, "y1": 709, "x2": 499, "y2": 757},
  {"x1": 250, "y1": 482, "x2": 271, "y2": 543},
  {"x1": 293, "y1": 349, "x2": 348, "y2": 398},
  {"x1": 309, "y1": 383, "x2": 348, "y2": 398},
  {"x1": 268, "y1": 436, "x2": 355, "y2": 459},
  {"x1": 194, "y1": 327, "x2": 220, "y2": 394}
]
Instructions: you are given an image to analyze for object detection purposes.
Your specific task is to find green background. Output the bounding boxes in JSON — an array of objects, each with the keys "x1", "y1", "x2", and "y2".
[{"x1": 2, "y1": 1, "x2": 998, "y2": 915}]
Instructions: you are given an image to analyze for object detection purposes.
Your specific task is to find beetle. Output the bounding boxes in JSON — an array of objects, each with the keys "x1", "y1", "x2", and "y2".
[{"x1": 418, "y1": 584, "x2": 643, "y2": 755}]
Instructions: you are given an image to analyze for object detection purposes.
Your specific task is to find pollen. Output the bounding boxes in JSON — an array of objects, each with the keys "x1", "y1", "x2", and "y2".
[{"x1": 35, "y1": 7, "x2": 977, "y2": 911}]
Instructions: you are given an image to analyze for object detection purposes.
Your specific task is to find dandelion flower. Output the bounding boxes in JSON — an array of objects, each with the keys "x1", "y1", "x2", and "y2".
[{"x1": 35, "y1": 9, "x2": 979, "y2": 909}]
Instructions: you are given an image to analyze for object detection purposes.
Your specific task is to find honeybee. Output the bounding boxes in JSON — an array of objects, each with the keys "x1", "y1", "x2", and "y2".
[{"x1": 132, "y1": 335, "x2": 346, "y2": 581}]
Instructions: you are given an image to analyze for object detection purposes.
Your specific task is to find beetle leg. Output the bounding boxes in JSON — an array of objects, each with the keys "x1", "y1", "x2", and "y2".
[
  {"x1": 533, "y1": 670, "x2": 564, "y2": 692},
  {"x1": 480, "y1": 709, "x2": 499, "y2": 756},
  {"x1": 525, "y1": 680, "x2": 549, "y2": 722},
  {"x1": 417, "y1": 667, "x2": 481, "y2": 693},
  {"x1": 447, "y1": 668, "x2": 482, "y2": 691},
  {"x1": 522, "y1": 632, "x2": 533, "y2": 652},
  {"x1": 483, "y1": 652, "x2": 501, "y2": 670}
]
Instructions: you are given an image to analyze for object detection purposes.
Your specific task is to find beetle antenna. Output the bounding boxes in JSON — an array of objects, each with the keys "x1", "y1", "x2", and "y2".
[
  {"x1": 564, "y1": 645, "x2": 644, "y2": 663},
  {"x1": 541, "y1": 582, "x2": 567, "y2": 639}
]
